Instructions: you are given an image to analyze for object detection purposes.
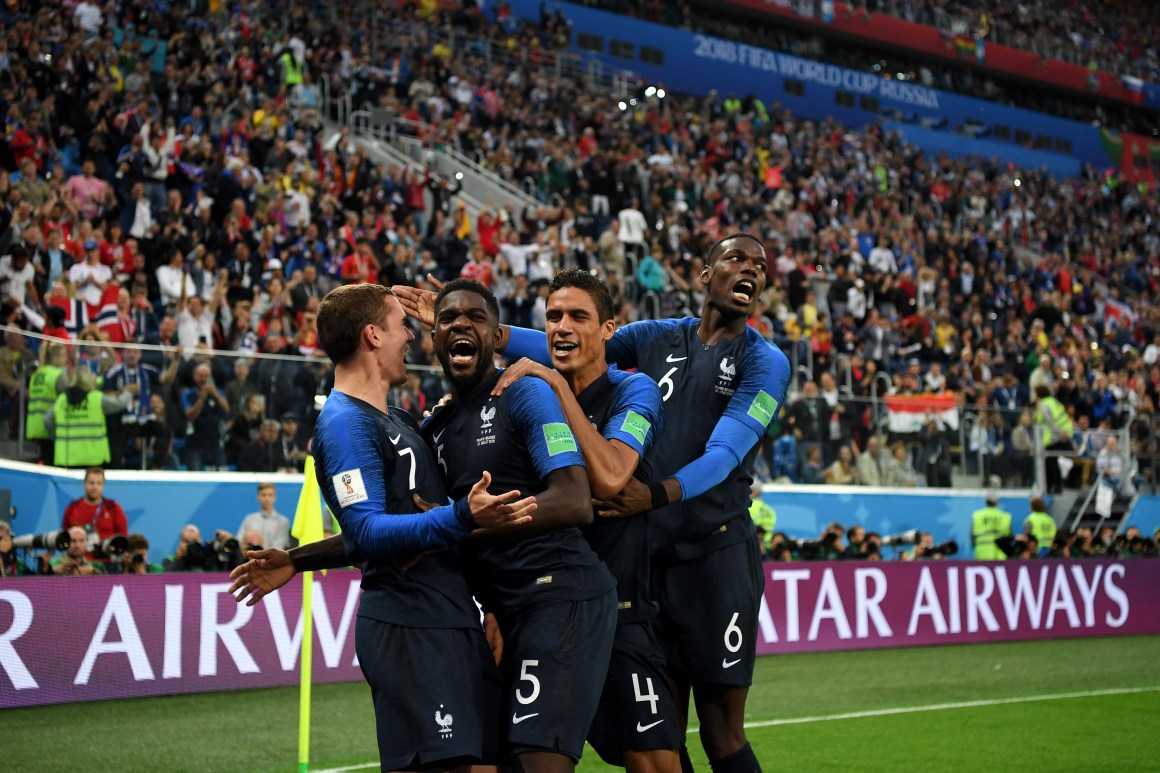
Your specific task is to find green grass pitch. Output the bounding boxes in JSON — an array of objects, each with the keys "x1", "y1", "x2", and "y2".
[{"x1": 6, "y1": 636, "x2": 1158, "y2": 772}]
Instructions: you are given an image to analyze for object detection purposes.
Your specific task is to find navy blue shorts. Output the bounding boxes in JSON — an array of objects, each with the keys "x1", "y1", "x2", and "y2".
[
  {"x1": 652, "y1": 535, "x2": 764, "y2": 687},
  {"x1": 587, "y1": 620, "x2": 682, "y2": 765},
  {"x1": 355, "y1": 617, "x2": 502, "y2": 771},
  {"x1": 497, "y1": 590, "x2": 618, "y2": 761}
]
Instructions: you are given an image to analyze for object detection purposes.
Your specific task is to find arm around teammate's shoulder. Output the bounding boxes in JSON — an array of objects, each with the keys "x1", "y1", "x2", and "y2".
[{"x1": 670, "y1": 335, "x2": 790, "y2": 502}]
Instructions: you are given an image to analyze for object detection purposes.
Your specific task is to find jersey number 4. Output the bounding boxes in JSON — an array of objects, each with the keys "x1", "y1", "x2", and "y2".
[{"x1": 632, "y1": 673, "x2": 659, "y2": 714}]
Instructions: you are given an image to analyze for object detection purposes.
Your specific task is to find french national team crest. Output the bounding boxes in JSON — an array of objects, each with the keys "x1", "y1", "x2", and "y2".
[
  {"x1": 477, "y1": 402, "x2": 497, "y2": 446},
  {"x1": 716, "y1": 356, "x2": 737, "y2": 396},
  {"x1": 435, "y1": 704, "x2": 453, "y2": 739}
]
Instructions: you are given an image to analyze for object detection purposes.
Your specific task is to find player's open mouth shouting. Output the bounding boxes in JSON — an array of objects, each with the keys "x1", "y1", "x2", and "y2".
[
  {"x1": 731, "y1": 278, "x2": 758, "y2": 306},
  {"x1": 447, "y1": 335, "x2": 479, "y2": 372}
]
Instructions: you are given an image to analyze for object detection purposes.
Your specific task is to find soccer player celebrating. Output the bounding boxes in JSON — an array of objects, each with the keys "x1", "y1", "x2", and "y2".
[
  {"x1": 231, "y1": 283, "x2": 536, "y2": 773},
  {"x1": 395, "y1": 233, "x2": 790, "y2": 773},
  {"x1": 491, "y1": 268, "x2": 680, "y2": 773},
  {"x1": 423, "y1": 279, "x2": 618, "y2": 773}
]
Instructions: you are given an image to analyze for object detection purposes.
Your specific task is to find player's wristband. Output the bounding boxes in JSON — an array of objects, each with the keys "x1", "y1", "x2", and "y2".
[
  {"x1": 453, "y1": 497, "x2": 476, "y2": 529},
  {"x1": 650, "y1": 481, "x2": 669, "y2": 510}
]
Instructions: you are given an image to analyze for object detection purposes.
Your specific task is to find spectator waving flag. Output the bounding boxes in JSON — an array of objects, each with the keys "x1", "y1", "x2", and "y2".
[
  {"x1": 885, "y1": 393, "x2": 959, "y2": 433},
  {"x1": 1104, "y1": 297, "x2": 1136, "y2": 330}
]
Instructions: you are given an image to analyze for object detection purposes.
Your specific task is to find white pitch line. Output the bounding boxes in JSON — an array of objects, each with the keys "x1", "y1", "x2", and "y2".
[
  {"x1": 716, "y1": 685, "x2": 1160, "y2": 732},
  {"x1": 313, "y1": 686, "x2": 1160, "y2": 773}
]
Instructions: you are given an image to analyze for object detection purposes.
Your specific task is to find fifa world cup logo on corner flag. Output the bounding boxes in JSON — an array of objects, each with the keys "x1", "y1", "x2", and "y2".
[{"x1": 341, "y1": 473, "x2": 354, "y2": 495}]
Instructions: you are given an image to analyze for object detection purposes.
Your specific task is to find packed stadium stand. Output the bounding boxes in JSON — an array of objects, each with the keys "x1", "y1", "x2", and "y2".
[{"x1": 0, "y1": 0, "x2": 1156, "y2": 547}]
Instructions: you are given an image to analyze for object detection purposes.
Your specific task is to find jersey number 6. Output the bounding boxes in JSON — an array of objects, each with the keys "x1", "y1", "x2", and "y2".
[{"x1": 658, "y1": 366, "x2": 678, "y2": 402}]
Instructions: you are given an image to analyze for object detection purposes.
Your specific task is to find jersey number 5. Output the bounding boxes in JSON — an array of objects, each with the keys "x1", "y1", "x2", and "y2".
[{"x1": 516, "y1": 659, "x2": 541, "y2": 705}]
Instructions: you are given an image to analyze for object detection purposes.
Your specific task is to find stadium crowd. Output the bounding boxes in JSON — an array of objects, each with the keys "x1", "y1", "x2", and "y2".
[{"x1": 0, "y1": 0, "x2": 1156, "y2": 492}]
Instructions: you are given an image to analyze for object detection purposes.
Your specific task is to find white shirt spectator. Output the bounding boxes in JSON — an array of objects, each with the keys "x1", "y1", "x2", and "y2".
[
  {"x1": 74, "y1": 1, "x2": 103, "y2": 34},
  {"x1": 617, "y1": 206, "x2": 648, "y2": 247},
  {"x1": 237, "y1": 509, "x2": 292, "y2": 550},
  {"x1": 526, "y1": 247, "x2": 555, "y2": 285},
  {"x1": 0, "y1": 255, "x2": 35, "y2": 305},
  {"x1": 499, "y1": 242, "x2": 537, "y2": 277},
  {"x1": 156, "y1": 265, "x2": 196, "y2": 307},
  {"x1": 68, "y1": 261, "x2": 112, "y2": 306},
  {"x1": 129, "y1": 198, "x2": 155, "y2": 240},
  {"x1": 868, "y1": 245, "x2": 898, "y2": 274},
  {"x1": 177, "y1": 306, "x2": 214, "y2": 350}
]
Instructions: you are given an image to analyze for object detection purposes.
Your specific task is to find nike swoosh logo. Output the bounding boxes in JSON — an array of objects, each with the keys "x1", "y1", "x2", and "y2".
[
  {"x1": 511, "y1": 712, "x2": 539, "y2": 724},
  {"x1": 722, "y1": 658, "x2": 741, "y2": 669},
  {"x1": 432, "y1": 429, "x2": 446, "y2": 443},
  {"x1": 666, "y1": 354, "x2": 687, "y2": 362},
  {"x1": 389, "y1": 434, "x2": 401, "y2": 445},
  {"x1": 636, "y1": 719, "x2": 664, "y2": 733}
]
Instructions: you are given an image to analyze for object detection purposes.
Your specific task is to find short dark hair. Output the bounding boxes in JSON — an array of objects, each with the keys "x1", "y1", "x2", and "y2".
[
  {"x1": 1030, "y1": 497, "x2": 1047, "y2": 512},
  {"x1": 317, "y1": 284, "x2": 393, "y2": 366},
  {"x1": 707, "y1": 232, "x2": 766, "y2": 264},
  {"x1": 127, "y1": 533, "x2": 149, "y2": 551},
  {"x1": 84, "y1": 467, "x2": 105, "y2": 481},
  {"x1": 548, "y1": 268, "x2": 614, "y2": 323},
  {"x1": 434, "y1": 278, "x2": 499, "y2": 319}
]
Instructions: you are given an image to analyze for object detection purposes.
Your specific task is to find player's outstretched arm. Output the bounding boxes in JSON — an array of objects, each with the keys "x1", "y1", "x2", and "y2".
[
  {"x1": 228, "y1": 536, "x2": 348, "y2": 606},
  {"x1": 414, "y1": 471, "x2": 537, "y2": 532}
]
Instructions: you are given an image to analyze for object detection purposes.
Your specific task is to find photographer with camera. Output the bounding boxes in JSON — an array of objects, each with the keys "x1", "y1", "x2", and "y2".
[
  {"x1": 163, "y1": 524, "x2": 243, "y2": 572},
  {"x1": 0, "y1": 519, "x2": 23, "y2": 577},
  {"x1": 53, "y1": 526, "x2": 105, "y2": 576},
  {"x1": 61, "y1": 467, "x2": 128, "y2": 563},
  {"x1": 121, "y1": 533, "x2": 164, "y2": 574}
]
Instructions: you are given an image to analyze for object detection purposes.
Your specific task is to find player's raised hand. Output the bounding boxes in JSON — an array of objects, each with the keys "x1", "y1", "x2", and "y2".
[
  {"x1": 422, "y1": 392, "x2": 453, "y2": 420},
  {"x1": 468, "y1": 470, "x2": 537, "y2": 529},
  {"x1": 229, "y1": 549, "x2": 296, "y2": 606},
  {"x1": 490, "y1": 357, "x2": 556, "y2": 397},
  {"x1": 391, "y1": 273, "x2": 443, "y2": 327}
]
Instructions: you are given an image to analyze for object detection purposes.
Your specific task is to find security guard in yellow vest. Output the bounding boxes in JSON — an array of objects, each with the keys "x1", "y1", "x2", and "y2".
[
  {"x1": 1034, "y1": 384, "x2": 1075, "y2": 493},
  {"x1": 280, "y1": 51, "x2": 303, "y2": 88},
  {"x1": 971, "y1": 486, "x2": 1012, "y2": 560},
  {"x1": 1023, "y1": 496, "x2": 1057, "y2": 558},
  {"x1": 748, "y1": 482, "x2": 776, "y2": 554},
  {"x1": 26, "y1": 343, "x2": 68, "y2": 464},
  {"x1": 44, "y1": 369, "x2": 118, "y2": 468}
]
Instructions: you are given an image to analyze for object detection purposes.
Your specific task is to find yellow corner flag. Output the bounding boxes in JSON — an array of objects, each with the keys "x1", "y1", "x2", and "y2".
[
  {"x1": 292, "y1": 455, "x2": 325, "y2": 546},
  {"x1": 292, "y1": 454, "x2": 325, "y2": 773}
]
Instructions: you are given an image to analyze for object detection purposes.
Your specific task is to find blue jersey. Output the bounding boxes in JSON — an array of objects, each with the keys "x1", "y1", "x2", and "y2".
[
  {"x1": 422, "y1": 370, "x2": 616, "y2": 612},
  {"x1": 575, "y1": 367, "x2": 664, "y2": 624},
  {"x1": 606, "y1": 319, "x2": 790, "y2": 558},
  {"x1": 313, "y1": 391, "x2": 479, "y2": 629}
]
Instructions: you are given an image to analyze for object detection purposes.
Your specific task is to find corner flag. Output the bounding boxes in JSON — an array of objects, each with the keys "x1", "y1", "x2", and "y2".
[{"x1": 292, "y1": 454, "x2": 325, "y2": 773}]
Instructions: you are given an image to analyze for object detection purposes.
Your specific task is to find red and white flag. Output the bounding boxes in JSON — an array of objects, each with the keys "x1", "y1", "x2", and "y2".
[
  {"x1": 884, "y1": 392, "x2": 959, "y2": 433},
  {"x1": 1104, "y1": 297, "x2": 1136, "y2": 330}
]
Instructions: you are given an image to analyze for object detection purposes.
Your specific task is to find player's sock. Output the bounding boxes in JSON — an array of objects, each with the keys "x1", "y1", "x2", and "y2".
[
  {"x1": 708, "y1": 742, "x2": 761, "y2": 773},
  {"x1": 679, "y1": 743, "x2": 695, "y2": 773}
]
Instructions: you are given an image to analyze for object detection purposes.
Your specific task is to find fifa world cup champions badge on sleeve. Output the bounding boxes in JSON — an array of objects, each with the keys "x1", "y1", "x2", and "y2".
[
  {"x1": 332, "y1": 468, "x2": 369, "y2": 508},
  {"x1": 747, "y1": 390, "x2": 778, "y2": 427},
  {"x1": 620, "y1": 411, "x2": 652, "y2": 446},
  {"x1": 543, "y1": 422, "x2": 579, "y2": 456}
]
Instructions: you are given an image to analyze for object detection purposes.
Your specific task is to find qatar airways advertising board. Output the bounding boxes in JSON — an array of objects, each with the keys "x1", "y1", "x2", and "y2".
[{"x1": 1, "y1": 562, "x2": 1157, "y2": 708}]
